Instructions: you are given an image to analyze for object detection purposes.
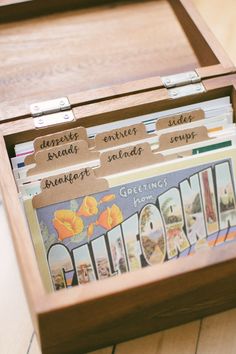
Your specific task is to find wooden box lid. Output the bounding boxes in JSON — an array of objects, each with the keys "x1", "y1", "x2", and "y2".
[{"x1": 0, "y1": 0, "x2": 235, "y2": 122}]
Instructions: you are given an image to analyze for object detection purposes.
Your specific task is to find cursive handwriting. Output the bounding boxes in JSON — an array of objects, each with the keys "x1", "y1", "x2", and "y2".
[
  {"x1": 167, "y1": 114, "x2": 194, "y2": 127},
  {"x1": 47, "y1": 144, "x2": 79, "y2": 161},
  {"x1": 103, "y1": 127, "x2": 138, "y2": 144},
  {"x1": 40, "y1": 132, "x2": 81, "y2": 150},
  {"x1": 107, "y1": 146, "x2": 144, "y2": 163},
  {"x1": 169, "y1": 131, "x2": 197, "y2": 145},
  {"x1": 42, "y1": 168, "x2": 90, "y2": 189}
]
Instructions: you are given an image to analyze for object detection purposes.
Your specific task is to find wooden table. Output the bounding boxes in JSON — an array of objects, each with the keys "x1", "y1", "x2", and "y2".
[{"x1": 1, "y1": 1, "x2": 236, "y2": 353}]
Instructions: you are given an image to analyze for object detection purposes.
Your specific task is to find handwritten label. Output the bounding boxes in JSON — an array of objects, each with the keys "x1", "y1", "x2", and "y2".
[
  {"x1": 34, "y1": 127, "x2": 88, "y2": 152},
  {"x1": 46, "y1": 143, "x2": 79, "y2": 161},
  {"x1": 107, "y1": 145, "x2": 144, "y2": 163},
  {"x1": 32, "y1": 168, "x2": 109, "y2": 208},
  {"x1": 96, "y1": 143, "x2": 165, "y2": 177},
  {"x1": 94, "y1": 123, "x2": 150, "y2": 150},
  {"x1": 42, "y1": 168, "x2": 90, "y2": 190},
  {"x1": 156, "y1": 109, "x2": 204, "y2": 130},
  {"x1": 158, "y1": 126, "x2": 210, "y2": 151},
  {"x1": 24, "y1": 127, "x2": 89, "y2": 165},
  {"x1": 27, "y1": 140, "x2": 100, "y2": 176}
]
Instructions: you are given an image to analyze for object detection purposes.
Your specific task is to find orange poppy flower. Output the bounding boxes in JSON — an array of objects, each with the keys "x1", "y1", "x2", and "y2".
[
  {"x1": 87, "y1": 223, "x2": 95, "y2": 238},
  {"x1": 77, "y1": 196, "x2": 98, "y2": 217},
  {"x1": 53, "y1": 210, "x2": 84, "y2": 241},
  {"x1": 99, "y1": 194, "x2": 116, "y2": 204},
  {"x1": 96, "y1": 204, "x2": 123, "y2": 230}
]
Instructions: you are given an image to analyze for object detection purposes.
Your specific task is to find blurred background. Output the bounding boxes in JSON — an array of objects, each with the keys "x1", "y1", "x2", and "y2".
[{"x1": 193, "y1": 0, "x2": 236, "y2": 63}]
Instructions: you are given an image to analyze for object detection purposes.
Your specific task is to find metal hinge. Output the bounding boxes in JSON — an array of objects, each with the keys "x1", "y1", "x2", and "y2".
[
  {"x1": 161, "y1": 71, "x2": 205, "y2": 99},
  {"x1": 30, "y1": 97, "x2": 75, "y2": 128}
]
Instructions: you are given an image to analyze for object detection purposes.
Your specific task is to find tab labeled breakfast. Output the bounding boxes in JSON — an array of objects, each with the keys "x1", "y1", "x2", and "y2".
[{"x1": 32, "y1": 167, "x2": 109, "y2": 208}]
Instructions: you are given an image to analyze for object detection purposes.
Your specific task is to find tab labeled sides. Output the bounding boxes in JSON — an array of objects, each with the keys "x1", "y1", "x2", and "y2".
[{"x1": 156, "y1": 109, "x2": 204, "y2": 130}]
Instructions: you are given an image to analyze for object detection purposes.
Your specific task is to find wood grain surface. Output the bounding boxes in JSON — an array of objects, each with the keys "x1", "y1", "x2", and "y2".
[
  {"x1": 0, "y1": 1, "x2": 236, "y2": 354},
  {"x1": 115, "y1": 321, "x2": 200, "y2": 354},
  {"x1": 0, "y1": 0, "x2": 199, "y2": 120}
]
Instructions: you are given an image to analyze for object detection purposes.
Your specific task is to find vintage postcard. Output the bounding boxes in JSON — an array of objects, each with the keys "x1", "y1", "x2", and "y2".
[{"x1": 24, "y1": 147, "x2": 236, "y2": 292}]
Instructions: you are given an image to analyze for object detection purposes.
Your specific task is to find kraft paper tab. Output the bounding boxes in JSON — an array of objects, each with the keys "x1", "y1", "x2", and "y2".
[
  {"x1": 27, "y1": 140, "x2": 100, "y2": 176},
  {"x1": 24, "y1": 153, "x2": 35, "y2": 165},
  {"x1": 96, "y1": 142, "x2": 165, "y2": 177},
  {"x1": 94, "y1": 123, "x2": 152, "y2": 150},
  {"x1": 156, "y1": 109, "x2": 205, "y2": 131},
  {"x1": 34, "y1": 126, "x2": 89, "y2": 151},
  {"x1": 24, "y1": 127, "x2": 89, "y2": 165},
  {"x1": 158, "y1": 126, "x2": 211, "y2": 152},
  {"x1": 32, "y1": 167, "x2": 109, "y2": 208}
]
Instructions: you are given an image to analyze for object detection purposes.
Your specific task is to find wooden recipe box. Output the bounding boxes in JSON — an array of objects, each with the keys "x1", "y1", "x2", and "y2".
[{"x1": 1, "y1": 1, "x2": 236, "y2": 353}]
